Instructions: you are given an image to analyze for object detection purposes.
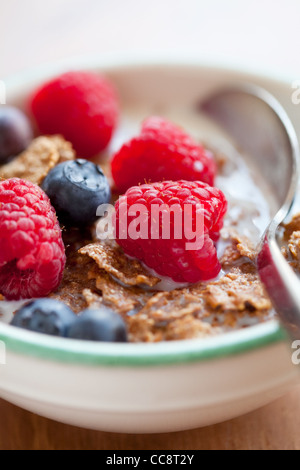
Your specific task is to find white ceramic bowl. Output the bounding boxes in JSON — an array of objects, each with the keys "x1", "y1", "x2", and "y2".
[{"x1": 0, "y1": 57, "x2": 299, "y2": 433}]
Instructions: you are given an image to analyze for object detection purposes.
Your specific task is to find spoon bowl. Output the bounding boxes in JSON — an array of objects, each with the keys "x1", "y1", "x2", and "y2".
[{"x1": 201, "y1": 84, "x2": 300, "y2": 340}]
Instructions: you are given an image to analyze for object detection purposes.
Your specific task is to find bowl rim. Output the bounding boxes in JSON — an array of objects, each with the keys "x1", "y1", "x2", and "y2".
[
  {"x1": 0, "y1": 55, "x2": 290, "y2": 367},
  {"x1": 0, "y1": 320, "x2": 286, "y2": 366}
]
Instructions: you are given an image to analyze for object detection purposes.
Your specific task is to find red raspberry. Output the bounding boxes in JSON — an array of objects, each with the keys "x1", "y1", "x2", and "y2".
[
  {"x1": 111, "y1": 117, "x2": 216, "y2": 193},
  {"x1": 30, "y1": 71, "x2": 119, "y2": 158},
  {"x1": 114, "y1": 180, "x2": 227, "y2": 283},
  {"x1": 0, "y1": 179, "x2": 66, "y2": 300}
]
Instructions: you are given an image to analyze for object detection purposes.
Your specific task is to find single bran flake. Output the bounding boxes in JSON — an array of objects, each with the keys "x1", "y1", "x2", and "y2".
[
  {"x1": 220, "y1": 228, "x2": 257, "y2": 270},
  {"x1": 88, "y1": 267, "x2": 152, "y2": 316},
  {"x1": 79, "y1": 239, "x2": 160, "y2": 288},
  {"x1": 0, "y1": 135, "x2": 75, "y2": 185},
  {"x1": 203, "y1": 268, "x2": 272, "y2": 312},
  {"x1": 282, "y1": 214, "x2": 300, "y2": 270}
]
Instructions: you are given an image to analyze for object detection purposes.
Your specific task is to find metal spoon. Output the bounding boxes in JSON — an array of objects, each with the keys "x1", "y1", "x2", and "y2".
[{"x1": 200, "y1": 84, "x2": 300, "y2": 340}]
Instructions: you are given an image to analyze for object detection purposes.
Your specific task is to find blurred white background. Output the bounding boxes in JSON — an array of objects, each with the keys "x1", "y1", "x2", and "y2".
[{"x1": 0, "y1": 0, "x2": 299, "y2": 79}]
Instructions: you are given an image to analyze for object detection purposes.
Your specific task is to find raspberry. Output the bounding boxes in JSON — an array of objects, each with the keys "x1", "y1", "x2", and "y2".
[
  {"x1": 111, "y1": 117, "x2": 216, "y2": 193},
  {"x1": 0, "y1": 178, "x2": 66, "y2": 300},
  {"x1": 30, "y1": 71, "x2": 119, "y2": 158},
  {"x1": 114, "y1": 180, "x2": 227, "y2": 283}
]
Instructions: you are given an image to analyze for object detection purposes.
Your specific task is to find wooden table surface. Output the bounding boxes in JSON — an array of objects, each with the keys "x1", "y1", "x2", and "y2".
[
  {"x1": 1, "y1": 0, "x2": 300, "y2": 451},
  {"x1": 0, "y1": 385, "x2": 300, "y2": 450}
]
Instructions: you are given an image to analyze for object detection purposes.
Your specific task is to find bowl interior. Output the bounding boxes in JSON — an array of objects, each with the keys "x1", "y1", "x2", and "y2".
[{"x1": 0, "y1": 59, "x2": 295, "y2": 366}]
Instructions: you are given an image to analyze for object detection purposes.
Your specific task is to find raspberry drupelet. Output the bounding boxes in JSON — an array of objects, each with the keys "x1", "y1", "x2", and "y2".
[{"x1": 0, "y1": 178, "x2": 66, "y2": 300}]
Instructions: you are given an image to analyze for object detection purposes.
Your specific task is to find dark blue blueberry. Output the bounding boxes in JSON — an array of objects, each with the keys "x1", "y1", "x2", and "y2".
[
  {"x1": 67, "y1": 307, "x2": 128, "y2": 342},
  {"x1": 11, "y1": 299, "x2": 76, "y2": 337},
  {"x1": 41, "y1": 159, "x2": 111, "y2": 226},
  {"x1": 0, "y1": 106, "x2": 33, "y2": 164}
]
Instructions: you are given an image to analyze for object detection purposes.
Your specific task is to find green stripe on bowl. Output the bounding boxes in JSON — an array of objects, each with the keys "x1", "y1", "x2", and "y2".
[{"x1": 0, "y1": 320, "x2": 287, "y2": 367}]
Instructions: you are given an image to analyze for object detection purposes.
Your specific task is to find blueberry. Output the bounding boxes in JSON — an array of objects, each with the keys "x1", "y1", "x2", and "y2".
[
  {"x1": 11, "y1": 299, "x2": 76, "y2": 337},
  {"x1": 41, "y1": 159, "x2": 111, "y2": 226},
  {"x1": 0, "y1": 106, "x2": 33, "y2": 164},
  {"x1": 67, "y1": 307, "x2": 128, "y2": 342}
]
